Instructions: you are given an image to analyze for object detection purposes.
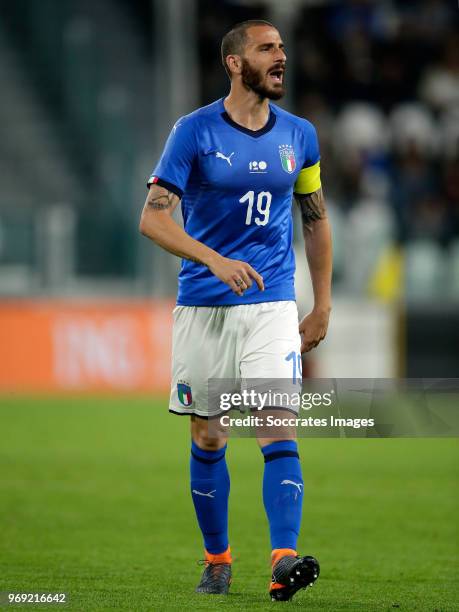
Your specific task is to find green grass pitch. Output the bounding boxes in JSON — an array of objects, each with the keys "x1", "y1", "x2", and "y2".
[{"x1": 1, "y1": 395, "x2": 458, "y2": 611}]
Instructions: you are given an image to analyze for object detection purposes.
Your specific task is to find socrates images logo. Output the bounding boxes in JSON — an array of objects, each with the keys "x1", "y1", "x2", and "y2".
[
  {"x1": 177, "y1": 382, "x2": 193, "y2": 407},
  {"x1": 279, "y1": 144, "x2": 296, "y2": 173}
]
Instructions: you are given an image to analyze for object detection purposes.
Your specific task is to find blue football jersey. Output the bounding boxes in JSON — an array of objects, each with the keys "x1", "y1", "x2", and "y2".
[{"x1": 148, "y1": 98, "x2": 321, "y2": 306}]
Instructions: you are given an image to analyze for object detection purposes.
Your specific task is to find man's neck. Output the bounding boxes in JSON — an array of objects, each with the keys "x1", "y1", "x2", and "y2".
[{"x1": 223, "y1": 88, "x2": 270, "y2": 132}]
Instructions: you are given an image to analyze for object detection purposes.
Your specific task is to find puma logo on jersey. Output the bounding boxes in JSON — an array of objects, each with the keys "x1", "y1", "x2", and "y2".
[
  {"x1": 215, "y1": 151, "x2": 234, "y2": 166},
  {"x1": 281, "y1": 479, "x2": 303, "y2": 493},
  {"x1": 192, "y1": 489, "x2": 216, "y2": 498}
]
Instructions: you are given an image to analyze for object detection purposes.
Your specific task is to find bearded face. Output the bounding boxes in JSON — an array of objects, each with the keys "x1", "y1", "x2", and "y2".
[{"x1": 240, "y1": 57, "x2": 286, "y2": 101}]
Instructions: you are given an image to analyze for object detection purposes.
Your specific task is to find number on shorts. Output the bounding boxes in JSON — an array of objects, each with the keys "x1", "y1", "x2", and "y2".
[{"x1": 285, "y1": 351, "x2": 302, "y2": 384}]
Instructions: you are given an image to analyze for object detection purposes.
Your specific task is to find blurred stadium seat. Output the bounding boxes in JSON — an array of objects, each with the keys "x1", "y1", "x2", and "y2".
[
  {"x1": 449, "y1": 238, "x2": 459, "y2": 299},
  {"x1": 405, "y1": 240, "x2": 448, "y2": 300}
]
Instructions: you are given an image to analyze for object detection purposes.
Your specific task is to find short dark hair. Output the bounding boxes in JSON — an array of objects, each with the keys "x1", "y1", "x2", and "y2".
[{"x1": 221, "y1": 20, "x2": 276, "y2": 79}]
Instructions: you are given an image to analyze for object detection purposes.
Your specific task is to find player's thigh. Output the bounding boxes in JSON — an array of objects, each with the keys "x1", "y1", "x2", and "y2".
[
  {"x1": 240, "y1": 302, "x2": 301, "y2": 443},
  {"x1": 240, "y1": 301, "x2": 302, "y2": 380},
  {"x1": 170, "y1": 306, "x2": 238, "y2": 416}
]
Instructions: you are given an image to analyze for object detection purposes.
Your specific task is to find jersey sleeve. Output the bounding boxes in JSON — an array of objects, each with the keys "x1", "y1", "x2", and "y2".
[
  {"x1": 147, "y1": 116, "x2": 198, "y2": 198},
  {"x1": 294, "y1": 121, "x2": 321, "y2": 195}
]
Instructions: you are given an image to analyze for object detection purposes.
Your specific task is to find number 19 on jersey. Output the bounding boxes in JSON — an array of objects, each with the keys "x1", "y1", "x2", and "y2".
[{"x1": 239, "y1": 191, "x2": 272, "y2": 226}]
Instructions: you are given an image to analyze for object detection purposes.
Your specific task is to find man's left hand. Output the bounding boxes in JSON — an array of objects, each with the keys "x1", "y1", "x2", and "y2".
[{"x1": 299, "y1": 308, "x2": 331, "y2": 353}]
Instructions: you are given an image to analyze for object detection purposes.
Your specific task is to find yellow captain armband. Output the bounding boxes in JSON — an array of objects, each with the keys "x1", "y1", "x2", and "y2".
[{"x1": 294, "y1": 161, "x2": 321, "y2": 195}]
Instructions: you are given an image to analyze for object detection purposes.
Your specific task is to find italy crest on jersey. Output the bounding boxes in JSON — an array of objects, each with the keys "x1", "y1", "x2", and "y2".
[
  {"x1": 279, "y1": 144, "x2": 296, "y2": 174},
  {"x1": 177, "y1": 382, "x2": 193, "y2": 406}
]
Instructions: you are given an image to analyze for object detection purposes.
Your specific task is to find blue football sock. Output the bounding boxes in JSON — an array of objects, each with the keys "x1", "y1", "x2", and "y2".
[
  {"x1": 262, "y1": 440, "x2": 303, "y2": 551},
  {"x1": 190, "y1": 440, "x2": 230, "y2": 554}
]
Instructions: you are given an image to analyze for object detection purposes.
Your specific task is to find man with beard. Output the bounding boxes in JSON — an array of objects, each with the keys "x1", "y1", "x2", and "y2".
[{"x1": 140, "y1": 20, "x2": 332, "y2": 602}]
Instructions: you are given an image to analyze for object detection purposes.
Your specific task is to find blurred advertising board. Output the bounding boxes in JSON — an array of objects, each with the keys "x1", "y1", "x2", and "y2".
[{"x1": 0, "y1": 300, "x2": 174, "y2": 393}]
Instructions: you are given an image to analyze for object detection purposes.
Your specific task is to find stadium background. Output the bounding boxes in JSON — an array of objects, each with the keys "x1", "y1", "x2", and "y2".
[{"x1": 0, "y1": 0, "x2": 458, "y2": 610}]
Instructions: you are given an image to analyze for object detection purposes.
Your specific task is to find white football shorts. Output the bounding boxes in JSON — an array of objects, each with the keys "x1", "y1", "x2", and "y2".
[{"x1": 169, "y1": 300, "x2": 302, "y2": 418}]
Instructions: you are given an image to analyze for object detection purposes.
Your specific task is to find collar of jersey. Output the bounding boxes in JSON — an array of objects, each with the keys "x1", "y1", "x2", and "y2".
[{"x1": 219, "y1": 98, "x2": 277, "y2": 138}]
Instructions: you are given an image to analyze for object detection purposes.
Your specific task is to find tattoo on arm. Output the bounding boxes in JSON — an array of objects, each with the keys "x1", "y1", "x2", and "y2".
[
  {"x1": 146, "y1": 189, "x2": 178, "y2": 211},
  {"x1": 142, "y1": 186, "x2": 203, "y2": 263},
  {"x1": 295, "y1": 188, "x2": 326, "y2": 230}
]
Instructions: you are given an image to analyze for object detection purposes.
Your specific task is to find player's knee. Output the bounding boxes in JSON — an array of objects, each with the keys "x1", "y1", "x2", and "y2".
[
  {"x1": 191, "y1": 417, "x2": 227, "y2": 451},
  {"x1": 193, "y1": 434, "x2": 222, "y2": 451}
]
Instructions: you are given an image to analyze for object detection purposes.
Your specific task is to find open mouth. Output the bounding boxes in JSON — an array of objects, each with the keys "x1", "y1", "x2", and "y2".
[{"x1": 268, "y1": 68, "x2": 284, "y2": 83}]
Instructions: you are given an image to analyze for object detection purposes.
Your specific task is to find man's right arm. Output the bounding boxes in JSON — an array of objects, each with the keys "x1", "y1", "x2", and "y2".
[{"x1": 139, "y1": 184, "x2": 264, "y2": 295}]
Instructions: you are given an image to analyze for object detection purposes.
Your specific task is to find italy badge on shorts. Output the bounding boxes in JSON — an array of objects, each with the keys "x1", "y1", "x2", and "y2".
[
  {"x1": 177, "y1": 382, "x2": 193, "y2": 407},
  {"x1": 279, "y1": 144, "x2": 296, "y2": 174}
]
